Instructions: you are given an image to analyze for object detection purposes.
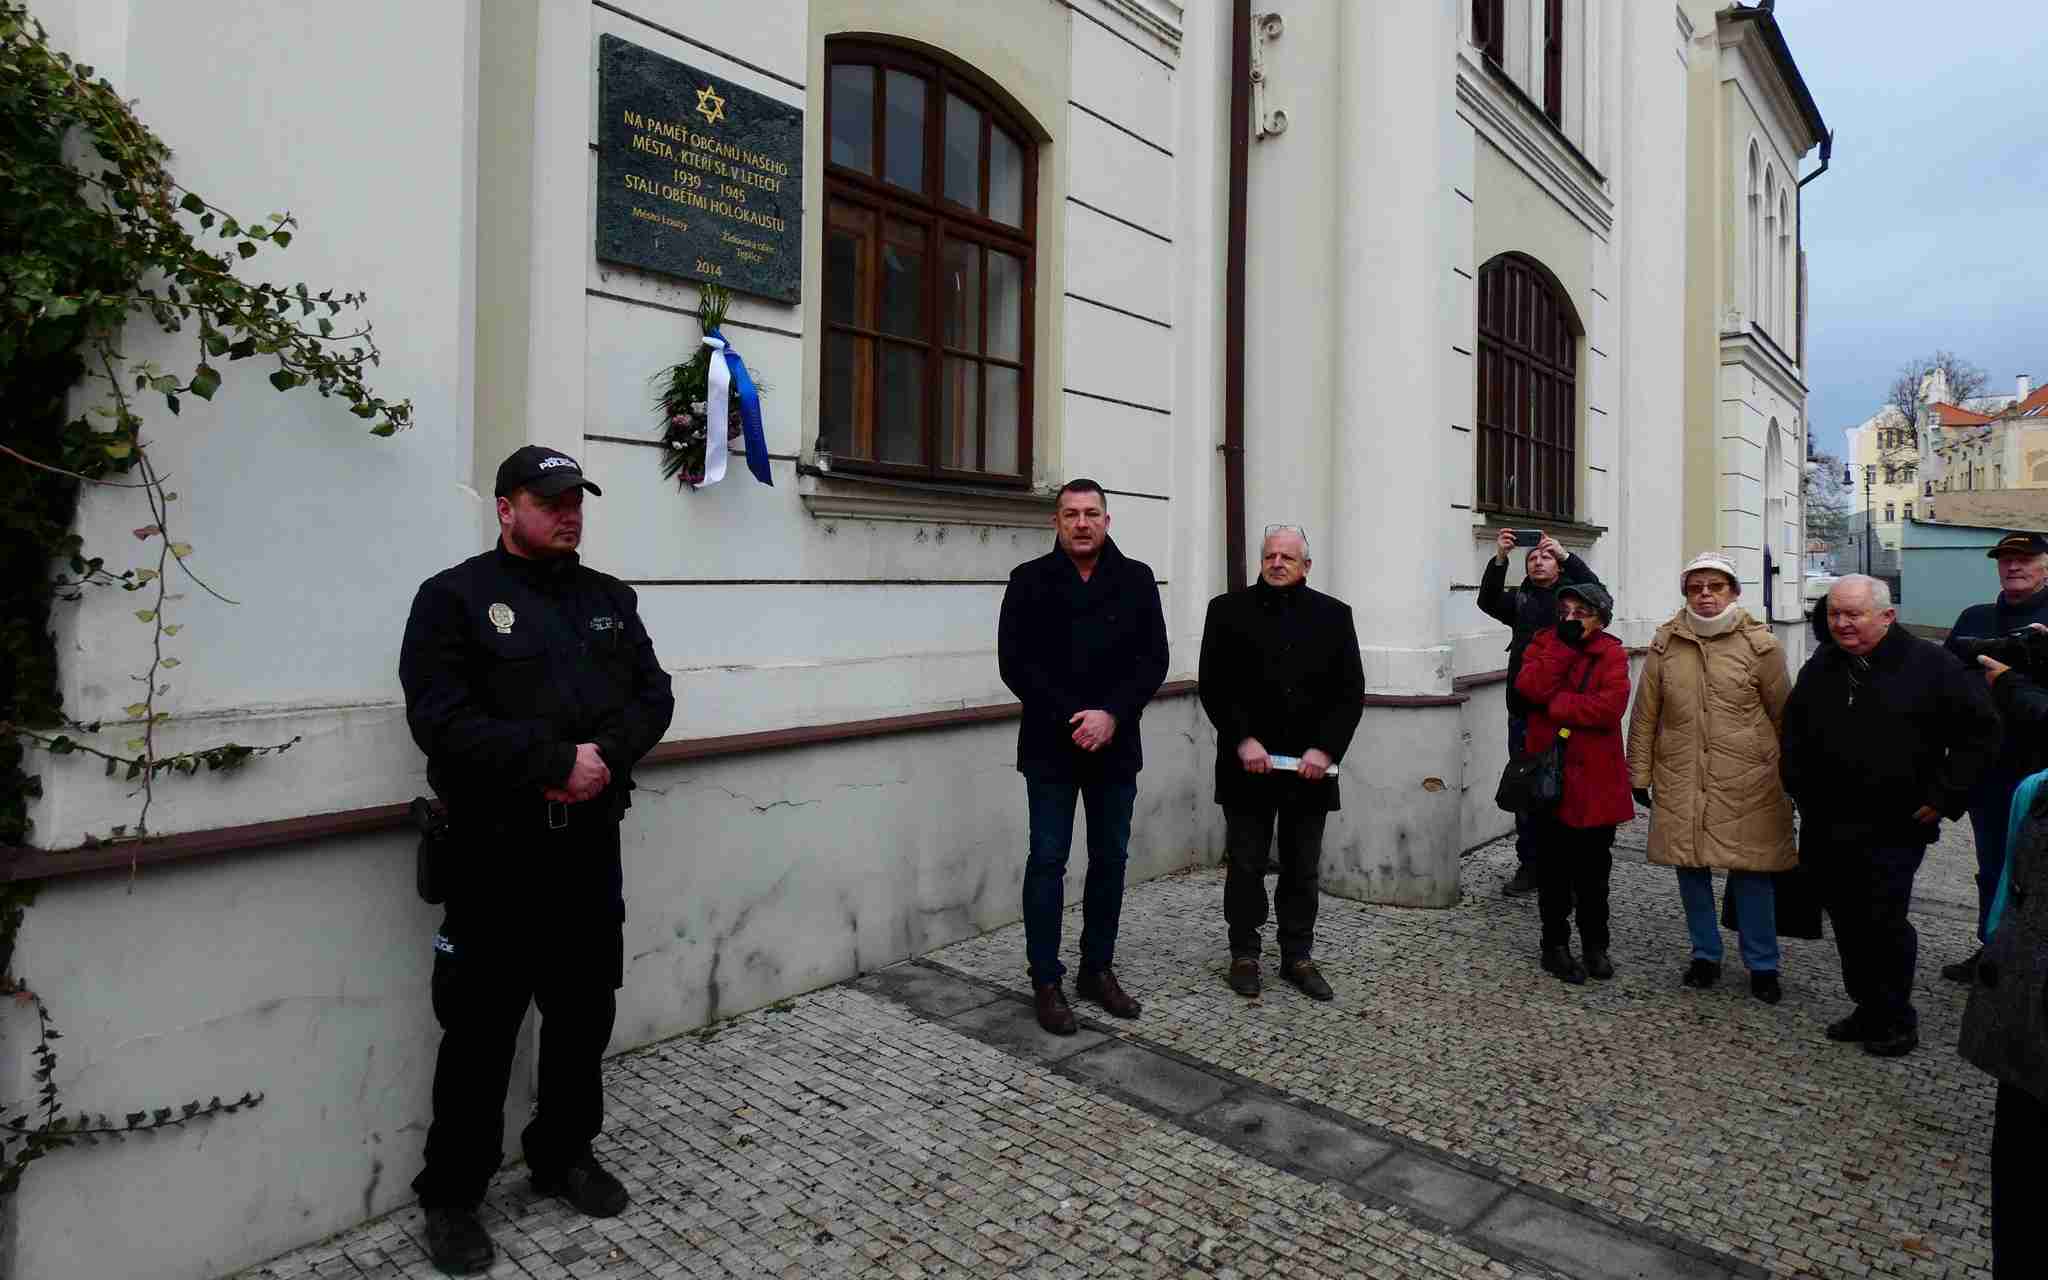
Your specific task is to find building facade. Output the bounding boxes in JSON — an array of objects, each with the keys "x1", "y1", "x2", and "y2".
[
  {"x1": 8, "y1": 2, "x2": 1814, "y2": 1275},
  {"x1": 1678, "y1": 0, "x2": 1826, "y2": 649}
]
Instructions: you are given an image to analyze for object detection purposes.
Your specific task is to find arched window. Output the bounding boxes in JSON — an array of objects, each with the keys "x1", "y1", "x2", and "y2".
[
  {"x1": 821, "y1": 40, "x2": 1037, "y2": 482},
  {"x1": 1746, "y1": 144, "x2": 1761, "y2": 324},
  {"x1": 1761, "y1": 167, "x2": 1778, "y2": 337},
  {"x1": 1778, "y1": 188, "x2": 1793, "y2": 341},
  {"x1": 1476, "y1": 253, "x2": 1581, "y2": 520},
  {"x1": 1765, "y1": 421, "x2": 1787, "y2": 617}
]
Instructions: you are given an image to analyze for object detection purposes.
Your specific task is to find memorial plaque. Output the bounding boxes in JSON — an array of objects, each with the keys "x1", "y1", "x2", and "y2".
[{"x1": 596, "y1": 35, "x2": 803, "y2": 301}]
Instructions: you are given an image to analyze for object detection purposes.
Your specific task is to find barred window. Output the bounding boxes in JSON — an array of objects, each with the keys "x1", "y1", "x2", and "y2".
[
  {"x1": 1476, "y1": 253, "x2": 1581, "y2": 521},
  {"x1": 821, "y1": 40, "x2": 1035, "y2": 484},
  {"x1": 1473, "y1": 0, "x2": 1505, "y2": 65}
]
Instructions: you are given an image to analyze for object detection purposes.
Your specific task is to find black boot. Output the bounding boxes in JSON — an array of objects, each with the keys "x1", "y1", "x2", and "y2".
[
  {"x1": 1750, "y1": 971, "x2": 1782, "y2": 1004},
  {"x1": 1941, "y1": 948, "x2": 1982, "y2": 984},
  {"x1": 531, "y1": 1155, "x2": 630, "y2": 1218},
  {"x1": 1504, "y1": 866, "x2": 1538, "y2": 897},
  {"x1": 1681, "y1": 959, "x2": 1721, "y2": 989},
  {"x1": 1583, "y1": 949, "x2": 1615, "y2": 981},
  {"x1": 423, "y1": 1207, "x2": 496, "y2": 1276},
  {"x1": 1541, "y1": 945, "x2": 1587, "y2": 985}
]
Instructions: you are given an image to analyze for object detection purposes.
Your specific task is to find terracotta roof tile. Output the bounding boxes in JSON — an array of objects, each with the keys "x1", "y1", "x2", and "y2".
[
  {"x1": 2011, "y1": 385, "x2": 2048, "y2": 419},
  {"x1": 1935, "y1": 402, "x2": 1997, "y2": 427}
]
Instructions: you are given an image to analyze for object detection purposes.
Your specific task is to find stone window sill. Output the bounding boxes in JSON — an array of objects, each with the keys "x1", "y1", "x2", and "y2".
[
  {"x1": 797, "y1": 464, "x2": 1057, "y2": 528},
  {"x1": 1470, "y1": 514, "x2": 1609, "y2": 553}
]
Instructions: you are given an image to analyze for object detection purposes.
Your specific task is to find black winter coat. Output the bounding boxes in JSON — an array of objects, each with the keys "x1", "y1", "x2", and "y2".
[
  {"x1": 1780, "y1": 623, "x2": 1999, "y2": 847},
  {"x1": 997, "y1": 537, "x2": 1168, "y2": 781},
  {"x1": 1959, "y1": 780, "x2": 2048, "y2": 1102},
  {"x1": 1197, "y1": 581, "x2": 1365, "y2": 812},
  {"x1": 1947, "y1": 584, "x2": 2048, "y2": 782},
  {"x1": 399, "y1": 545, "x2": 675, "y2": 827},
  {"x1": 1477, "y1": 551, "x2": 1602, "y2": 717}
]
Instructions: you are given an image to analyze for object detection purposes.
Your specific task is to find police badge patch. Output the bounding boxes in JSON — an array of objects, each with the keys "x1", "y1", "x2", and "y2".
[{"x1": 487, "y1": 602, "x2": 515, "y2": 634}]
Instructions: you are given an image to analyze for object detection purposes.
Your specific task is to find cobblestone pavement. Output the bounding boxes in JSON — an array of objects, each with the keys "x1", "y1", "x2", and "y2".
[
  {"x1": 935, "y1": 815, "x2": 1996, "y2": 1280},
  {"x1": 241, "y1": 816, "x2": 1996, "y2": 1280}
]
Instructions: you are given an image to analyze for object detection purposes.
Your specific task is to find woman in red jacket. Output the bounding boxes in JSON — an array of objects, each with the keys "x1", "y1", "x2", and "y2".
[{"x1": 1514, "y1": 582, "x2": 1636, "y2": 985}]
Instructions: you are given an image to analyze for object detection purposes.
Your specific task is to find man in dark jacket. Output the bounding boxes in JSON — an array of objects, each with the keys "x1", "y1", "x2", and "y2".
[
  {"x1": 1941, "y1": 531, "x2": 2048, "y2": 982},
  {"x1": 1198, "y1": 525, "x2": 1365, "y2": 1002},
  {"x1": 1781, "y1": 575, "x2": 1998, "y2": 1058},
  {"x1": 997, "y1": 479, "x2": 1168, "y2": 1034},
  {"x1": 1478, "y1": 528, "x2": 1602, "y2": 897},
  {"x1": 399, "y1": 446, "x2": 675, "y2": 1275}
]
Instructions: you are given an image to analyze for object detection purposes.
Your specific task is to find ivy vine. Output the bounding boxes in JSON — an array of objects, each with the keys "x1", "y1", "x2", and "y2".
[{"x1": 0, "y1": 4, "x2": 412, "y2": 1192}]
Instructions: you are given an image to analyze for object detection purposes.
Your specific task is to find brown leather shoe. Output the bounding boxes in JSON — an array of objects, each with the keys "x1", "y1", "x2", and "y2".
[
  {"x1": 1075, "y1": 968, "x2": 1141, "y2": 1018},
  {"x1": 1033, "y1": 982, "x2": 1077, "y2": 1035},
  {"x1": 1228, "y1": 956, "x2": 1262, "y2": 998},
  {"x1": 1282, "y1": 959, "x2": 1335, "y2": 1001}
]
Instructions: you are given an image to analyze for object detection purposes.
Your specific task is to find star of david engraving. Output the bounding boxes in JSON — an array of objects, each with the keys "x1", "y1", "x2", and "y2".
[{"x1": 694, "y1": 84, "x2": 726, "y2": 126}]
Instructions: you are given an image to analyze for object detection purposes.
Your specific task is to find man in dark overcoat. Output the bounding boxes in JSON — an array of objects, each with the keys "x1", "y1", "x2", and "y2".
[
  {"x1": 1942, "y1": 531, "x2": 2048, "y2": 982},
  {"x1": 1780, "y1": 575, "x2": 1997, "y2": 1058},
  {"x1": 1198, "y1": 524, "x2": 1364, "y2": 1001},
  {"x1": 997, "y1": 479, "x2": 1169, "y2": 1034}
]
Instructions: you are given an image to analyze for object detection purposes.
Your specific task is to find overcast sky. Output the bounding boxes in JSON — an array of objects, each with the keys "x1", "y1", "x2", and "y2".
[{"x1": 1771, "y1": 0, "x2": 2048, "y2": 460}]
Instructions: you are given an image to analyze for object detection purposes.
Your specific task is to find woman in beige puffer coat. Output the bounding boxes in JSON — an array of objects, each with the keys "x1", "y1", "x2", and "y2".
[{"x1": 1626, "y1": 552, "x2": 1796, "y2": 1003}]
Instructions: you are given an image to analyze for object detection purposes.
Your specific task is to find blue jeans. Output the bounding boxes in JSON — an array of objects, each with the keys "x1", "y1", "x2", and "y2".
[
  {"x1": 1023, "y1": 777, "x2": 1137, "y2": 986},
  {"x1": 1675, "y1": 868, "x2": 1779, "y2": 972},
  {"x1": 1508, "y1": 713, "x2": 1535, "y2": 867},
  {"x1": 1970, "y1": 784, "x2": 2017, "y2": 943}
]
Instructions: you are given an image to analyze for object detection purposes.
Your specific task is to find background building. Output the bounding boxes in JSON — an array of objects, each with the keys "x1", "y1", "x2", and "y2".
[{"x1": 6, "y1": 3, "x2": 1822, "y2": 1274}]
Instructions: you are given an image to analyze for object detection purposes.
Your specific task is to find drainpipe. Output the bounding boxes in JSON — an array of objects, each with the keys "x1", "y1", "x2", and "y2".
[
  {"x1": 1794, "y1": 130, "x2": 1832, "y2": 370},
  {"x1": 1221, "y1": 0, "x2": 1251, "y2": 589}
]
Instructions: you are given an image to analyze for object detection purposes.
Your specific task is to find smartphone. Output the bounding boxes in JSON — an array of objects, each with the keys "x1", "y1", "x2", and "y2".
[{"x1": 1510, "y1": 529, "x2": 1545, "y2": 548}]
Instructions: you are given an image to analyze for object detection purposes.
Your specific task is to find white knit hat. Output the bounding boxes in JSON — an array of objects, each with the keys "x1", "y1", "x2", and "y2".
[{"x1": 1680, "y1": 551, "x2": 1740, "y2": 595}]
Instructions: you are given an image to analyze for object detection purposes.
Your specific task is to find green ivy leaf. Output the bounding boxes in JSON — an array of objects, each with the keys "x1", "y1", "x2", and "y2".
[
  {"x1": 268, "y1": 369, "x2": 296, "y2": 391},
  {"x1": 133, "y1": 610, "x2": 154, "y2": 623},
  {"x1": 189, "y1": 364, "x2": 220, "y2": 400},
  {"x1": 123, "y1": 703, "x2": 149, "y2": 718},
  {"x1": 160, "y1": 658, "x2": 179, "y2": 668},
  {"x1": 169, "y1": 543, "x2": 192, "y2": 558},
  {"x1": 162, "y1": 624, "x2": 183, "y2": 636},
  {"x1": 236, "y1": 241, "x2": 257, "y2": 259},
  {"x1": 179, "y1": 192, "x2": 204, "y2": 214}
]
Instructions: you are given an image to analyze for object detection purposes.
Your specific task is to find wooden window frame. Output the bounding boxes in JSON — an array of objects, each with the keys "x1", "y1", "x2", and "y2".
[
  {"x1": 1542, "y1": 0, "x2": 1564, "y2": 125},
  {"x1": 1475, "y1": 252, "x2": 1582, "y2": 522},
  {"x1": 821, "y1": 40, "x2": 1038, "y2": 489},
  {"x1": 1473, "y1": 0, "x2": 1505, "y2": 66}
]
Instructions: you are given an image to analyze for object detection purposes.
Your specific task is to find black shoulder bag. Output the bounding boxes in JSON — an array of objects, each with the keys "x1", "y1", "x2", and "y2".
[{"x1": 1494, "y1": 654, "x2": 1595, "y2": 815}]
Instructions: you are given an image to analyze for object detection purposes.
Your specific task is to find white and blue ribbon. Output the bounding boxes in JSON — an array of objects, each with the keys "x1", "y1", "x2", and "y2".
[{"x1": 696, "y1": 329, "x2": 772, "y2": 488}]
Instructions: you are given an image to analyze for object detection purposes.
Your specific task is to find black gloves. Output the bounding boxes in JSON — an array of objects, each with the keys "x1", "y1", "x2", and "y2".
[{"x1": 1632, "y1": 787, "x2": 1652, "y2": 809}]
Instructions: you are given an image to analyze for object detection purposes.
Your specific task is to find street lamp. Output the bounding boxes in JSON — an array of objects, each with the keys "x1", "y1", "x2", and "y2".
[{"x1": 1845, "y1": 462, "x2": 1875, "y2": 576}]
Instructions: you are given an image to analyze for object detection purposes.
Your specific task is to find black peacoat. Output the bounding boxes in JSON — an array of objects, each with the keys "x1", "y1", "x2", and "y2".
[
  {"x1": 1197, "y1": 580, "x2": 1365, "y2": 812},
  {"x1": 997, "y1": 536, "x2": 1168, "y2": 781}
]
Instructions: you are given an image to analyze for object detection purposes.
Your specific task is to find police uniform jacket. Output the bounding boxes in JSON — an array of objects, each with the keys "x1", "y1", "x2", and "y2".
[
  {"x1": 997, "y1": 536, "x2": 1168, "y2": 781},
  {"x1": 1197, "y1": 580, "x2": 1365, "y2": 813},
  {"x1": 399, "y1": 544, "x2": 674, "y2": 908}
]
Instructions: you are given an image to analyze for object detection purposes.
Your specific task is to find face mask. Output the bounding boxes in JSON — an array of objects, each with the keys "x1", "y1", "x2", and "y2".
[{"x1": 1557, "y1": 618, "x2": 1586, "y2": 645}]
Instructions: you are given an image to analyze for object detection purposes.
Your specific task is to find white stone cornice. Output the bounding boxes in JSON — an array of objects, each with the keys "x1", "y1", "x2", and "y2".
[
  {"x1": 1717, "y1": 21, "x2": 1819, "y2": 155},
  {"x1": 1070, "y1": 0, "x2": 1183, "y2": 61},
  {"x1": 1454, "y1": 51, "x2": 1614, "y2": 239},
  {"x1": 1719, "y1": 329, "x2": 1809, "y2": 404}
]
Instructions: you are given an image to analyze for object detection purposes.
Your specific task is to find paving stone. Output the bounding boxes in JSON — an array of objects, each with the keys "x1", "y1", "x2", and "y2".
[
  {"x1": 1356, "y1": 1151, "x2": 1512, "y2": 1230},
  {"x1": 1191, "y1": 1095, "x2": 1399, "y2": 1184},
  {"x1": 942, "y1": 997, "x2": 1109, "y2": 1061},
  {"x1": 852, "y1": 964, "x2": 1000, "y2": 1019},
  {"x1": 1474, "y1": 1192, "x2": 1738, "y2": 1280},
  {"x1": 1062, "y1": 1041, "x2": 1235, "y2": 1116}
]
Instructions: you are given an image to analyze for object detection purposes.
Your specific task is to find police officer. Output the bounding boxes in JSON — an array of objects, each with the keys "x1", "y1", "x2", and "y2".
[{"x1": 399, "y1": 446, "x2": 674, "y2": 1275}]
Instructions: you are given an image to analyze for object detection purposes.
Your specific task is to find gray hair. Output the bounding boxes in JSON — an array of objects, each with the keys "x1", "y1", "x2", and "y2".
[
  {"x1": 1830, "y1": 573, "x2": 1893, "y2": 609},
  {"x1": 1262, "y1": 523, "x2": 1311, "y2": 558}
]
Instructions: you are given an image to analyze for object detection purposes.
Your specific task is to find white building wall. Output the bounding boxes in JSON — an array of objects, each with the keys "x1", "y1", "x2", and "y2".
[
  {"x1": 9, "y1": 1, "x2": 1213, "y2": 1276},
  {"x1": 9, "y1": 0, "x2": 1711, "y2": 1272}
]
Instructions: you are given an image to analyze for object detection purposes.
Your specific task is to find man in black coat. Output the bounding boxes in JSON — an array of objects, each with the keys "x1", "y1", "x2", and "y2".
[
  {"x1": 1198, "y1": 525, "x2": 1364, "y2": 1001},
  {"x1": 1780, "y1": 575, "x2": 1998, "y2": 1058},
  {"x1": 399, "y1": 447, "x2": 675, "y2": 1275},
  {"x1": 997, "y1": 479, "x2": 1169, "y2": 1035},
  {"x1": 1477, "y1": 528, "x2": 1602, "y2": 897},
  {"x1": 1941, "y1": 531, "x2": 2048, "y2": 982}
]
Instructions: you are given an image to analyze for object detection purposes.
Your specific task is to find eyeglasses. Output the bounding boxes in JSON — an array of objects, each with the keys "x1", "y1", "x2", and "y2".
[{"x1": 1262, "y1": 524, "x2": 1311, "y2": 557}]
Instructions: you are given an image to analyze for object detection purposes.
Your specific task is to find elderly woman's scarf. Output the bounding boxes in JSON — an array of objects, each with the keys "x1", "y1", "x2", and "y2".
[{"x1": 1686, "y1": 605, "x2": 1741, "y2": 638}]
